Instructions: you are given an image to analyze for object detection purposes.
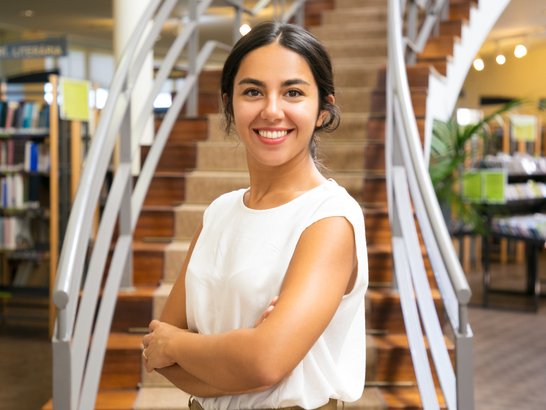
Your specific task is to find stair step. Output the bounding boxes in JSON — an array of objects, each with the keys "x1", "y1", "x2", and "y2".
[
  {"x1": 417, "y1": 56, "x2": 450, "y2": 76},
  {"x1": 155, "y1": 117, "x2": 209, "y2": 144},
  {"x1": 143, "y1": 172, "x2": 186, "y2": 207},
  {"x1": 371, "y1": 88, "x2": 428, "y2": 117},
  {"x1": 439, "y1": 19, "x2": 465, "y2": 37},
  {"x1": 334, "y1": 64, "x2": 383, "y2": 88},
  {"x1": 134, "y1": 387, "x2": 190, "y2": 410},
  {"x1": 135, "y1": 206, "x2": 175, "y2": 241},
  {"x1": 322, "y1": 7, "x2": 387, "y2": 25},
  {"x1": 420, "y1": 35, "x2": 457, "y2": 59},
  {"x1": 101, "y1": 332, "x2": 143, "y2": 390},
  {"x1": 367, "y1": 243, "x2": 433, "y2": 285},
  {"x1": 141, "y1": 144, "x2": 197, "y2": 174},
  {"x1": 42, "y1": 389, "x2": 139, "y2": 410},
  {"x1": 311, "y1": 22, "x2": 386, "y2": 41},
  {"x1": 112, "y1": 287, "x2": 154, "y2": 332},
  {"x1": 324, "y1": 40, "x2": 387, "y2": 59},
  {"x1": 164, "y1": 240, "x2": 191, "y2": 283},
  {"x1": 367, "y1": 334, "x2": 454, "y2": 385},
  {"x1": 334, "y1": 0, "x2": 386, "y2": 8},
  {"x1": 366, "y1": 288, "x2": 444, "y2": 334},
  {"x1": 174, "y1": 203, "x2": 207, "y2": 240},
  {"x1": 366, "y1": 117, "x2": 425, "y2": 142},
  {"x1": 362, "y1": 173, "x2": 387, "y2": 206},
  {"x1": 133, "y1": 241, "x2": 168, "y2": 287},
  {"x1": 196, "y1": 141, "x2": 247, "y2": 171},
  {"x1": 379, "y1": 386, "x2": 447, "y2": 409},
  {"x1": 184, "y1": 170, "x2": 249, "y2": 204},
  {"x1": 375, "y1": 64, "x2": 431, "y2": 90},
  {"x1": 336, "y1": 87, "x2": 374, "y2": 114}
]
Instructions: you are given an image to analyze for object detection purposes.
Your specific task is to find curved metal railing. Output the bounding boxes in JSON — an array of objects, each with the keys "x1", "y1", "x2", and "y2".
[
  {"x1": 51, "y1": 1, "x2": 307, "y2": 409},
  {"x1": 386, "y1": 0, "x2": 474, "y2": 408}
]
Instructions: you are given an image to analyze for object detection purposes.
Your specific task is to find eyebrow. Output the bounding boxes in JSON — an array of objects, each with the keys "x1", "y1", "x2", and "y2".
[{"x1": 237, "y1": 78, "x2": 311, "y2": 87}]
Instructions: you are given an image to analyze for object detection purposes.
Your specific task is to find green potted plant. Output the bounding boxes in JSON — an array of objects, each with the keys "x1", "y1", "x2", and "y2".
[{"x1": 429, "y1": 99, "x2": 523, "y2": 233}]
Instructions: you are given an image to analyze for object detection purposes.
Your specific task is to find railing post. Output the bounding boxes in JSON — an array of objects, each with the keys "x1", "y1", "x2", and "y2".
[
  {"x1": 186, "y1": 0, "x2": 199, "y2": 117},
  {"x1": 405, "y1": 0, "x2": 418, "y2": 64},
  {"x1": 457, "y1": 304, "x2": 475, "y2": 410},
  {"x1": 232, "y1": 0, "x2": 243, "y2": 44},
  {"x1": 119, "y1": 79, "x2": 133, "y2": 289}
]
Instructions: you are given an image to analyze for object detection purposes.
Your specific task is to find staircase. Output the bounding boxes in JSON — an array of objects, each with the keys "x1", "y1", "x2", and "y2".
[{"x1": 46, "y1": 0, "x2": 478, "y2": 409}]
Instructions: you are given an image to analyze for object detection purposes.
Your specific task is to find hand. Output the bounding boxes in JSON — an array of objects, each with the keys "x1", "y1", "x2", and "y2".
[
  {"x1": 254, "y1": 296, "x2": 278, "y2": 327},
  {"x1": 142, "y1": 319, "x2": 184, "y2": 372}
]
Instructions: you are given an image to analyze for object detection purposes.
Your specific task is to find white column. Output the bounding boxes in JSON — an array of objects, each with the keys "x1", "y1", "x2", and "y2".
[{"x1": 113, "y1": 0, "x2": 155, "y2": 175}]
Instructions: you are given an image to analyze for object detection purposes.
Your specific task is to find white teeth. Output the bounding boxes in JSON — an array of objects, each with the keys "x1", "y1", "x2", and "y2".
[{"x1": 257, "y1": 130, "x2": 288, "y2": 139}]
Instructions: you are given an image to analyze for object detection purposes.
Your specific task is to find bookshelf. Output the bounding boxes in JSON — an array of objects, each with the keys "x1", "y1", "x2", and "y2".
[
  {"x1": 0, "y1": 74, "x2": 59, "y2": 329},
  {"x1": 478, "y1": 156, "x2": 546, "y2": 311}
]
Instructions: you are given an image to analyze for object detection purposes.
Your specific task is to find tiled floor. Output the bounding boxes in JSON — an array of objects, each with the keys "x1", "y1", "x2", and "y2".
[{"x1": 0, "y1": 256, "x2": 545, "y2": 410}]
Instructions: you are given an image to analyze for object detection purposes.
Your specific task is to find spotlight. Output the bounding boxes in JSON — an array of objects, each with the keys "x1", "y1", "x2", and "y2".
[
  {"x1": 495, "y1": 53, "x2": 506, "y2": 65},
  {"x1": 514, "y1": 44, "x2": 527, "y2": 58},
  {"x1": 239, "y1": 24, "x2": 251, "y2": 36},
  {"x1": 473, "y1": 58, "x2": 485, "y2": 71}
]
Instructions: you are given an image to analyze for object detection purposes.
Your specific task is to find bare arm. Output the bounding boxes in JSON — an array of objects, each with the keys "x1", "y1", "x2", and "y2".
[{"x1": 143, "y1": 216, "x2": 357, "y2": 392}]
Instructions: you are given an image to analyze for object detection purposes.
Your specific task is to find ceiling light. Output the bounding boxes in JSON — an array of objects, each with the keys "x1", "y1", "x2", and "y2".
[
  {"x1": 514, "y1": 44, "x2": 527, "y2": 58},
  {"x1": 473, "y1": 58, "x2": 484, "y2": 71},
  {"x1": 239, "y1": 24, "x2": 251, "y2": 36},
  {"x1": 21, "y1": 9, "x2": 34, "y2": 17},
  {"x1": 495, "y1": 53, "x2": 506, "y2": 65}
]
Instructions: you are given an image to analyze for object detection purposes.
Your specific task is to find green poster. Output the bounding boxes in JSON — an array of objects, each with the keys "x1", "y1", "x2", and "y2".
[
  {"x1": 60, "y1": 77, "x2": 90, "y2": 121},
  {"x1": 462, "y1": 171, "x2": 482, "y2": 202},
  {"x1": 482, "y1": 170, "x2": 506, "y2": 203}
]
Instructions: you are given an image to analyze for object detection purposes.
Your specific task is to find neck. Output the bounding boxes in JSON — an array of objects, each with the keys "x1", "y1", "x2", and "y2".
[{"x1": 245, "y1": 154, "x2": 326, "y2": 209}]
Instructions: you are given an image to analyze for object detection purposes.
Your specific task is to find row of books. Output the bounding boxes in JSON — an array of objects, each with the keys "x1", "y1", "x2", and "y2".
[
  {"x1": 0, "y1": 100, "x2": 50, "y2": 130},
  {"x1": 0, "y1": 140, "x2": 50, "y2": 173},
  {"x1": 0, "y1": 216, "x2": 34, "y2": 250},
  {"x1": 1, "y1": 174, "x2": 43, "y2": 209},
  {"x1": 483, "y1": 153, "x2": 546, "y2": 176},
  {"x1": 492, "y1": 213, "x2": 546, "y2": 241},
  {"x1": 505, "y1": 181, "x2": 546, "y2": 201},
  {"x1": 11, "y1": 260, "x2": 49, "y2": 288}
]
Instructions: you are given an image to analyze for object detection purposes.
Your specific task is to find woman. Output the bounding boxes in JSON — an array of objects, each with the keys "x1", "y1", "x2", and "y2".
[{"x1": 142, "y1": 21, "x2": 368, "y2": 410}]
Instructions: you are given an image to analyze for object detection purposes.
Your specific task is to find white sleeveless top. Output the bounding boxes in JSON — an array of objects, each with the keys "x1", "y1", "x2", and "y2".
[{"x1": 185, "y1": 179, "x2": 368, "y2": 409}]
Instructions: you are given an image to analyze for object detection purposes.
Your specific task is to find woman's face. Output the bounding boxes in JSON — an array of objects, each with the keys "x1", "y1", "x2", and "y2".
[{"x1": 231, "y1": 42, "x2": 328, "y2": 169}]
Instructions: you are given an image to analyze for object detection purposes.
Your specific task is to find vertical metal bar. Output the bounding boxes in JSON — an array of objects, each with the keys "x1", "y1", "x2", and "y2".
[
  {"x1": 186, "y1": 0, "x2": 199, "y2": 117},
  {"x1": 456, "y1": 332, "x2": 475, "y2": 410},
  {"x1": 295, "y1": 2, "x2": 305, "y2": 26},
  {"x1": 405, "y1": 1, "x2": 418, "y2": 63},
  {"x1": 52, "y1": 338, "x2": 73, "y2": 410},
  {"x1": 233, "y1": 1, "x2": 243, "y2": 44},
  {"x1": 118, "y1": 81, "x2": 133, "y2": 290}
]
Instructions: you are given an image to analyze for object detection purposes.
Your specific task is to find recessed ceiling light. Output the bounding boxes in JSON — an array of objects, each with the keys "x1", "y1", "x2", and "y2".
[{"x1": 21, "y1": 9, "x2": 35, "y2": 18}]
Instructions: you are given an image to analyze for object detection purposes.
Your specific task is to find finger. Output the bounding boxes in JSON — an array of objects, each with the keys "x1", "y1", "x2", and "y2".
[{"x1": 148, "y1": 319, "x2": 160, "y2": 331}]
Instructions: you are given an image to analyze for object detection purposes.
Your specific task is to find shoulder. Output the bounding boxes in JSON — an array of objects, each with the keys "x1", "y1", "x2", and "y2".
[{"x1": 309, "y1": 180, "x2": 364, "y2": 223}]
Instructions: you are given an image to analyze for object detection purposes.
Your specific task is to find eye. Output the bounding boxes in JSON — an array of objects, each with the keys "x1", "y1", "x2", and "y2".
[
  {"x1": 243, "y1": 88, "x2": 261, "y2": 97},
  {"x1": 285, "y1": 89, "x2": 303, "y2": 98}
]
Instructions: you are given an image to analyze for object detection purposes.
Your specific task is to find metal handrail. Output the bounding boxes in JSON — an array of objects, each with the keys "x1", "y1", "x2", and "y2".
[
  {"x1": 387, "y1": 0, "x2": 474, "y2": 408},
  {"x1": 52, "y1": 1, "x2": 309, "y2": 409}
]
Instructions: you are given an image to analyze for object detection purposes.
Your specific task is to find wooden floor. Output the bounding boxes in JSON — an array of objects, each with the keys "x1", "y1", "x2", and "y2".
[{"x1": 0, "y1": 252, "x2": 545, "y2": 410}]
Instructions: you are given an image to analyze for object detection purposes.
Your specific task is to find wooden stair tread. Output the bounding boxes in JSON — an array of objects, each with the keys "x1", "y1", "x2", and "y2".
[
  {"x1": 107, "y1": 332, "x2": 143, "y2": 350},
  {"x1": 133, "y1": 241, "x2": 169, "y2": 252},
  {"x1": 118, "y1": 287, "x2": 156, "y2": 299},
  {"x1": 42, "y1": 389, "x2": 138, "y2": 410},
  {"x1": 380, "y1": 386, "x2": 447, "y2": 409}
]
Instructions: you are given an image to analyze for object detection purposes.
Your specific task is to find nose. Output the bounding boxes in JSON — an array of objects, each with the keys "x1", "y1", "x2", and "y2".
[{"x1": 261, "y1": 95, "x2": 284, "y2": 121}]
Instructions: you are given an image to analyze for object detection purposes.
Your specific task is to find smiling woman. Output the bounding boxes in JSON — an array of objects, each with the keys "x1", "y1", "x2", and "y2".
[{"x1": 141, "y1": 21, "x2": 368, "y2": 410}]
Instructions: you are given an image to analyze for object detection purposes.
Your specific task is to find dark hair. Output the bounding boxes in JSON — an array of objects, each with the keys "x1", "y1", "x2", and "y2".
[{"x1": 220, "y1": 21, "x2": 340, "y2": 156}]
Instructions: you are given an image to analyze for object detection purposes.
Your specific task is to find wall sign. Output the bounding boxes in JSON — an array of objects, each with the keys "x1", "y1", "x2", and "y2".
[{"x1": 0, "y1": 38, "x2": 67, "y2": 59}]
